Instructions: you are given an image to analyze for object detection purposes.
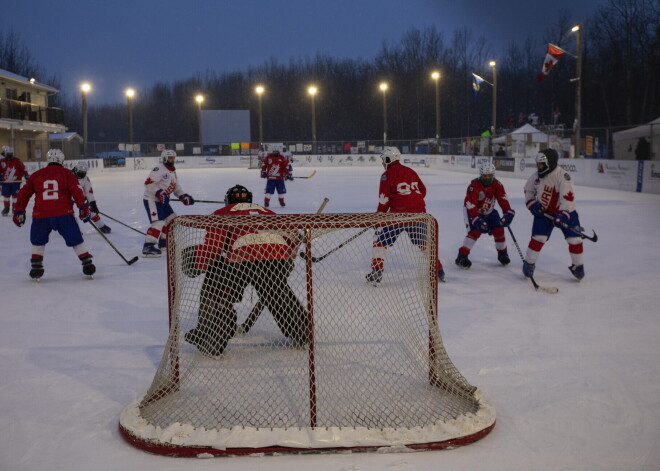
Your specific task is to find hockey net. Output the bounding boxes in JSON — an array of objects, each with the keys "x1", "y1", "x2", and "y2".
[{"x1": 119, "y1": 211, "x2": 495, "y2": 456}]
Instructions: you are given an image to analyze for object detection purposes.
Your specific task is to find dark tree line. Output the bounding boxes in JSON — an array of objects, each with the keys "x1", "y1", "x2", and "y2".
[{"x1": 2, "y1": 0, "x2": 659, "y2": 144}]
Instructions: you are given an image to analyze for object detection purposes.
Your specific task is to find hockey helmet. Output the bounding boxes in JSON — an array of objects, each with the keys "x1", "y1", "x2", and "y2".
[
  {"x1": 478, "y1": 161, "x2": 496, "y2": 186},
  {"x1": 224, "y1": 184, "x2": 253, "y2": 205},
  {"x1": 46, "y1": 148, "x2": 65, "y2": 165},
  {"x1": 1, "y1": 145, "x2": 14, "y2": 158},
  {"x1": 380, "y1": 146, "x2": 401, "y2": 167},
  {"x1": 73, "y1": 161, "x2": 88, "y2": 178},
  {"x1": 535, "y1": 148, "x2": 558, "y2": 177},
  {"x1": 161, "y1": 149, "x2": 177, "y2": 167},
  {"x1": 272, "y1": 149, "x2": 280, "y2": 156}
]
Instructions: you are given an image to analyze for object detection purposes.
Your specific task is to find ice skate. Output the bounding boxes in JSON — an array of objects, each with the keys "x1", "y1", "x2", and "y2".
[
  {"x1": 455, "y1": 252, "x2": 472, "y2": 269},
  {"x1": 142, "y1": 242, "x2": 162, "y2": 258},
  {"x1": 81, "y1": 255, "x2": 96, "y2": 278},
  {"x1": 569, "y1": 264, "x2": 585, "y2": 280},
  {"x1": 522, "y1": 261, "x2": 535, "y2": 278},
  {"x1": 99, "y1": 224, "x2": 112, "y2": 234},
  {"x1": 365, "y1": 269, "x2": 383, "y2": 285},
  {"x1": 497, "y1": 250, "x2": 511, "y2": 266},
  {"x1": 29, "y1": 257, "x2": 44, "y2": 280},
  {"x1": 1, "y1": 207, "x2": 9, "y2": 216}
]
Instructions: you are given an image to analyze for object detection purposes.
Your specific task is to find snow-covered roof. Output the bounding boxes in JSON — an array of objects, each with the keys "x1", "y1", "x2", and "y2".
[
  {"x1": 0, "y1": 67, "x2": 58, "y2": 93},
  {"x1": 49, "y1": 132, "x2": 82, "y2": 142},
  {"x1": 612, "y1": 118, "x2": 660, "y2": 141},
  {"x1": 493, "y1": 123, "x2": 549, "y2": 143}
]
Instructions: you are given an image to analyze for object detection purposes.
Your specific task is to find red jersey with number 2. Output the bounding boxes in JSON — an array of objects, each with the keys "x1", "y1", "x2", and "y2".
[{"x1": 15, "y1": 164, "x2": 86, "y2": 218}]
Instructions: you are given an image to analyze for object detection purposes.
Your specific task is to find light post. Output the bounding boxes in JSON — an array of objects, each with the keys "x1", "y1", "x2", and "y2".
[
  {"x1": 380, "y1": 82, "x2": 388, "y2": 146},
  {"x1": 81, "y1": 82, "x2": 91, "y2": 158},
  {"x1": 125, "y1": 88, "x2": 135, "y2": 156},
  {"x1": 572, "y1": 25, "x2": 582, "y2": 157},
  {"x1": 308, "y1": 86, "x2": 317, "y2": 154},
  {"x1": 255, "y1": 85, "x2": 264, "y2": 145},
  {"x1": 195, "y1": 94, "x2": 204, "y2": 148},
  {"x1": 489, "y1": 61, "x2": 497, "y2": 135},
  {"x1": 431, "y1": 71, "x2": 441, "y2": 146}
]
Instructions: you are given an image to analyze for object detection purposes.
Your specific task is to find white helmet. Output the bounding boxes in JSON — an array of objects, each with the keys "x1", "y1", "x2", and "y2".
[
  {"x1": 479, "y1": 162, "x2": 496, "y2": 175},
  {"x1": 380, "y1": 146, "x2": 401, "y2": 166},
  {"x1": 1, "y1": 145, "x2": 14, "y2": 156},
  {"x1": 73, "y1": 161, "x2": 88, "y2": 178},
  {"x1": 46, "y1": 148, "x2": 65, "y2": 164},
  {"x1": 161, "y1": 149, "x2": 176, "y2": 165}
]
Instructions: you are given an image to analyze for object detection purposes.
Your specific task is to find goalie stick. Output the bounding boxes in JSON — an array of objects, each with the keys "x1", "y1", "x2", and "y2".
[
  {"x1": 236, "y1": 197, "x2": 330, "y2": 335},
  {"x1": 507, "y1": 226, "x2": 558, "y2": 294},
  {"x1": 89, "y1": 221, "x2": 139, "y2": 266},
  {"x1": 292, "y1": 170, "x2": 317, "y2": 179},
  {"x1": 541, "y1": 212, "x2": 598, "y2": 242}
]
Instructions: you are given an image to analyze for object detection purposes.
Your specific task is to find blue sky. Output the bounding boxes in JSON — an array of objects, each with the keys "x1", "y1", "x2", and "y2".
[{"x1": 5, "y1": 0, "x2": 604, "y2": 104}]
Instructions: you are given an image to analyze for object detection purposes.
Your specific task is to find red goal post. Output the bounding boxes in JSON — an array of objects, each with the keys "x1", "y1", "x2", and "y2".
[{"x1": 119, "y1": 212, "x2": 495, "y2": 457}]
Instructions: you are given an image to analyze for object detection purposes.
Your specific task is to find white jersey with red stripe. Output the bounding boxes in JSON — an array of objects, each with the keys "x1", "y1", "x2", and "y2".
[
  {"x1": 524, "y1": 166, "x2": 577, "y2": 214},
  {"x1": 77, "y1": 175, "x2": 97, "y2": 203},
  {"x1": 143, "y1": 165, "x2": 184, "y2": 202}
]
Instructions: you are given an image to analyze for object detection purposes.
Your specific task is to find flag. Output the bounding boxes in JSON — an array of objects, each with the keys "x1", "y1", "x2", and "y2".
[
  {"x1": 536, "y1": 44, "x2": 564, "y2": 82},
  {"x1": 472, "y1": 73, "x2": 486, "y2": 100}
]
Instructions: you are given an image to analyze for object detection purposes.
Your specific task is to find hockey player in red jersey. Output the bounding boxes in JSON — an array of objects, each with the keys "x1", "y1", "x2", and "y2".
[
  {"x1": 72, "y1": 161, "x2": 111, "y2": 233},
  {"x1": 1, "y1": 146, "x2": 29, "y2": 216},
  {"x1": 523, "y1": 148, "x2": 585, "y2": 280},
  {"x1": 12, "y1": 149, "x2": 95, "y2": 280},
  {"x1": 366, "y1": 146, "x2": 445, "y2": 284},
  {"x1": 182, "y1": 185, "x2": 307, "y2": 357},
  {"x1": 142, "y1": 149, "x2": 194, "y2": 257},
  {"x1": 455, "y1": 162, "x2": 515, "y2": 268},
  {"x1": 260, "y1": 149, "x2": 289, "y2": 207}
]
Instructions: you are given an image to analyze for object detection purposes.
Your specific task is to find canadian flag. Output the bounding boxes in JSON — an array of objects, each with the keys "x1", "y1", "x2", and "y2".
[{"x1": 536, "y1": 44, "x2": 564, "y2": 82}]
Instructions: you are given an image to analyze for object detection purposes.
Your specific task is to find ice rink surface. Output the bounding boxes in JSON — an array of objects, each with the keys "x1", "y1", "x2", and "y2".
[{"x1": 1, "y1": 165, "x2": 658, "y2": 470}]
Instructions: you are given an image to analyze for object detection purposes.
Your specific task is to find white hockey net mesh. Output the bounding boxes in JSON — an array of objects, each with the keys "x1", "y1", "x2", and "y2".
[{"x1": 120, "y1": 212, "x2": 495, "y2": 454}]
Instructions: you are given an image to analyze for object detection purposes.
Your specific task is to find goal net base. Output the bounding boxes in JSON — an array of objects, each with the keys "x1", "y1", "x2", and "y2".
[{"x1": 119, "y1": 212, "x2": 495, "y2": 456}]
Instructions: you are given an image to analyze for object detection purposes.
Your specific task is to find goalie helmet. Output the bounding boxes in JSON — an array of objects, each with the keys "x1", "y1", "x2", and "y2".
[
  {"x1": 224, "y1": 184, "x2": 253, "y2": 205},
  {"x1": 161, "y1": 149, "x2": 176, "y2": 168},
  {"x1": 535, "y1": 148, "x2": 558, "y2": 178},
  {"x1": 73, "y1": 161, "x2": 88, "y2": 179},
  {"x1": 46, "y1": 148, "x2": 65, "y2": 165},
  {"x1": 478, "y1": 162, "x2": 496, "y2": 187},
  {"x1": 380, "y1": 146, "x2": 401, "y2": 167}
]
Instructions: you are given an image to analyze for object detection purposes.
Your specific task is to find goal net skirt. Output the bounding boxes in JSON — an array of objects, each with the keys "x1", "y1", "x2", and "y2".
[{"x1": 119, "y1": 212, "x2": 495, "y2": 456}]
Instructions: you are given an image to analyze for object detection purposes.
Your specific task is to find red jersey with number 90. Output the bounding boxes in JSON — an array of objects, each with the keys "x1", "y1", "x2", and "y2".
[{"x1": 15, "y1": 164, "x2": 86, "y2": 218}]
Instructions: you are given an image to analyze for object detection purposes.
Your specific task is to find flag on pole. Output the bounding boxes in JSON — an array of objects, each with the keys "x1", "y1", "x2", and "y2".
[
  {"x1": 472, "y1": 73, "x2": 486, "y2": 99},
  {"x1": 536, "y1": 44, "x2": 564, "y2": 82}
]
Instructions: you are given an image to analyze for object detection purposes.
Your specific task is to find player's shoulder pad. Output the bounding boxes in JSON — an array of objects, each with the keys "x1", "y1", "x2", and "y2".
[
  {"x1": 563, "y1": 172, "x2": 571, "y2": 181},
  {"x1": 380, "y1": 173, "x2": 388, "y2": 182},
  {"x1": 468, "y1": 185, "x2": 475, "y2": 192}
]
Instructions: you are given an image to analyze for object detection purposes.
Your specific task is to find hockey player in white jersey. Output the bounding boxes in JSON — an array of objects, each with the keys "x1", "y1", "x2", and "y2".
[
  {"x1": 142, "y1": 149, "x2": 195, "y2": 257},
  {"x1": 72, "y1": 162, "x2": 111, "y2": 233},
  {"x1": 523, "y1": 148, "x2": 585, "y2": 280}
]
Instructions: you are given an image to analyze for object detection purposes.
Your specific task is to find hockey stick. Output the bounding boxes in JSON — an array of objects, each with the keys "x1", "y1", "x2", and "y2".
[
  {"x1": 98, "y1": 211, "x2": 147, "y2": 235},
  {"x1": 300, "y1": 226, "x2": 372, "y2": 263},
  {"x1": 89, "y1": 221, "x2": 139, "y2": 265},
  {"x1": 292, "y1": 170, "x2": 317, "y2": 179},
  {"x1": 541, "y1": 213, "x2": 598, "y2": 242},
  {"x1": 236, "y1": 197, "x2": 330, "y2": 335},
  {"x1": 172, "y1": 199, "x2": 223, "y2": 204},
  {"x1": 506, "y1": 226, "x2": 558, "y2": 294}
]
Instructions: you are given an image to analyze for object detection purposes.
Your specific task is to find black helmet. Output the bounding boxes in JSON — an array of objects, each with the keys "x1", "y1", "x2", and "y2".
[
  {"x1": 535, "y1": 148, "x2": 558, "y2": 178},
  {"x1": 224, "y1": 184, "x2": 253, "y2": 205}
]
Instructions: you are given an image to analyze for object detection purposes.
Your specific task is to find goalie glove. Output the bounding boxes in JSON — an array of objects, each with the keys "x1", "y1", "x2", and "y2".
[
  {"x1": 13, "y1": 210, "x2": 25, "y2": 227},
  {"x1": 155, "y1": 189, "x2": 169, "y2": 205},
  {"x1": 179, "y1": 193, "x2": 195, "y2": 206},
  {"x1": 79, "y1": 202, "x2": 92, "y2": 222}
]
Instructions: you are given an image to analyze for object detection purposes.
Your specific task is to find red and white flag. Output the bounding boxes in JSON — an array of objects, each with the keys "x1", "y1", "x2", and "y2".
[{"x1": 536, "y1": 44, "x2": 564, "y2": 82}]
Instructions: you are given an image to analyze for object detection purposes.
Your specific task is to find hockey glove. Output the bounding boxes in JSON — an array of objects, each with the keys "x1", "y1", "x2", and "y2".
[
  {"x1": 79, "y1": 202, "x2": 92, "y2": 223},
  {"x1": 90, "y1": 201, "x2": 99, "y2": 214},
  {"x1": 155, "y1": 189, "x2": 169, "y2": 205},
  {"x1": 13, "y1": 210, "x2": 25, "y2": 227},
  {"x1": 179, "y1": 193, "x2": 195, "y2": 206},
  {"x1": 527, "y1": 200, "x2": 544, "y2": 217},
  {"x1": 473, "y1": 216, "x2": 490, "y2": 234},
  {"x1": 500, "y1": 210, "x2": 515, "y2": 227},
  {"x1": 260, "y1": 170, "x2": 267, "y2": 179},
  {"x1": 553, "y1": 211, "x2": 570, "y2": 227}
]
